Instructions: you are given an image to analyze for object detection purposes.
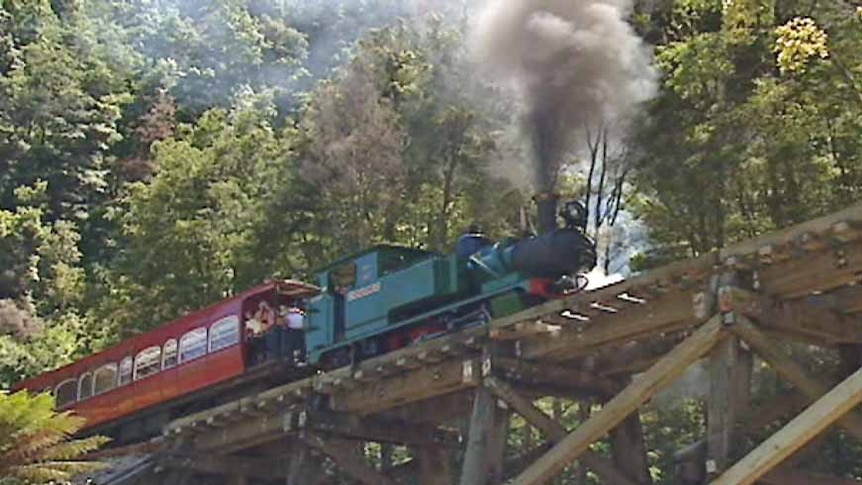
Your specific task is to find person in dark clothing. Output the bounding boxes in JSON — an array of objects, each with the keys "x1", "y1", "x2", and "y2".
[{"x1": 455, "y1": 224, "x2": 492, "y2": 259}]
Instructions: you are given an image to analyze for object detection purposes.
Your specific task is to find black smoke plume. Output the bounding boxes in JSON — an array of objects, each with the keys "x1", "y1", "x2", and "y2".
[{"x1": 471, "y1": 0, "x2": 657, "y2": 192}]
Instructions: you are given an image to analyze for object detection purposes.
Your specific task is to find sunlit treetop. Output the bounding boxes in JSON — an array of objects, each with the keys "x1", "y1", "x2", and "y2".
[{"x1": 773, "y1": 17, "x2": 829, "y2": 74}]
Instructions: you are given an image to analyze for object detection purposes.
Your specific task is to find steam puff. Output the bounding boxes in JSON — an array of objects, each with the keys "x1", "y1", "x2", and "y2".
[{"x1": 472, "y1": 0, "x2": 656, "y2": 192}]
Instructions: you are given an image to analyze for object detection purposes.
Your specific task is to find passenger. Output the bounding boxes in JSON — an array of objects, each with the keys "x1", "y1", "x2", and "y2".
[
  {"x1": 283, "y1": 304, "x2": 307, "y2": 366},
  {"x1": 259, "y1": 301, "x2": 281, "y2": 360},
  {"x1": 244, "y1": 311, "x2": 264, "y2": 365},
  {"x1": 455, "y1": 224, "x2": 492, "y2": 259}
]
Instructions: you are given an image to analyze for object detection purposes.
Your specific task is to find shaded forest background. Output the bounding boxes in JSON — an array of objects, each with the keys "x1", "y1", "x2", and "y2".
[{"x1": 1, "y1": 0, "x2": 862, "y2": 482}]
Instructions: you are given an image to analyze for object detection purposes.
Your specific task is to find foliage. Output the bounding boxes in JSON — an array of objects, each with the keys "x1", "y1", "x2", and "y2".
[{"x1": 0, "y1": 391, "x2": 108, "y2": 484}]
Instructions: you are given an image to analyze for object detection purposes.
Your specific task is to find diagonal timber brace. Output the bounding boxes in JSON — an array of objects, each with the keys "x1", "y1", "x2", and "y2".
[
  {"x1": 729, "y1": 315, "x2": 862, "y2": 440},
  {"x1": 484, "y1": 376, "x2": 640, "y2": 485},
  {"x1": 300, "y1": 432, "x2": 397, "y2": 485},
  {"x1": 512, "y1": 314, "x2": 727, "y2": 485},
  {"x1": 709, "y1": 364, "x2": 862, "y2": 485}
]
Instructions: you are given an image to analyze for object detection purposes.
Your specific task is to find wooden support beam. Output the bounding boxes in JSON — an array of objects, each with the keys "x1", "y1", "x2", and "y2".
[
  {"x1": 520, "y1": 289, "x2": 701, "y2": 361},
  {"x1": 730, "y1": 316, "x2": 862, "y2": 441},
  {"x1": 709, "y1": 365, "x2": 862, "y2": 485},
  {"x1": 331, "y1": 359, "x2": 479, "y2": 415},
  {"x1": 513, "y1": 315, "x2": 726, "y2": 485},
  {"x1": 417, "y1": 447, "x2": 454, "y2": 485},
  {"x1": 286, "y1": 443, "x2": 308, "y2": 485},
  {"x1": 193, "y1": 409, "x2": 295, "y2": 453},
  {"x1": 459, "y1": 385, "x2": 497, "y2": 485},
  {"x1": 301, "y1": 410, "x2": 459, "y2": 446},
  {"x1": 706, "y1": 334, "x2": 752, "y2": 476},
  {"x1": 756, "y1": 239, "x2": 862, "y2": 298},
  {"x1": 760, "y1": 468, "x2": 862, "y2": 485},
  {"x1": 485, "y1": 377, "x2": 640, "y2": 485},
  {"x1": 160, "y1": 454, "x2": 284, "y2": 480},
  {"x1": 300, "y1": 432, "x2": 397, "y2": 485},
  {"x1": 723, "y1": 286, "x2": 862, "y2": 345},
  {"x1": 382, "y1": 388, "x2": 474, "y2": 424},
  {"x1": 485, "y1": 401, "x2": 511, "y2": 485},
  {"x1": 610, "y1": 407, "x2": 651, "y2": 484},
  {"x1": 490, "y1": 357, "x2": 618, "y2": 397}
]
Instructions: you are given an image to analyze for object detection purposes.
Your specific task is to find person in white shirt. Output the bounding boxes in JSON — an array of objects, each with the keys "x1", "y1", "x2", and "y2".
[{"x1": 279, "y1": 303, "x2": 307, "y2": 365}]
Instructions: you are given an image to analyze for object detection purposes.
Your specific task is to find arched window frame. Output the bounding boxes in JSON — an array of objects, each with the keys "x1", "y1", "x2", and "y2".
[
  {"x1": 179, "y1": 327, "x2": 207, "y2": 364},
  {"x1": 162, "y1": 339, "x2": 178, "y2": 369},
  {"x1": 133, "y1": 346, "x2": 162, "y2": 381},
  {"x1": 93, "y1": 363, "x2": 118, "y2": 396},
  {"x1": 118, "y1": 356, "x2": 133, "y2": 386},
  {"x1": 55, "y1": 379, "x2": 77, "y2": 408},
  {"x1": 78, "y1": 372, "x2": 93, "y2": 401},
  {"x1": 209, "y1": 315, "x2": 240, "y2": 353}
]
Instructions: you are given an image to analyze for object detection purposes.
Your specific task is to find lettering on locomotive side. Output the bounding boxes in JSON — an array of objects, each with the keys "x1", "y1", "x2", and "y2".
[{"x1": 346, "y1": 282, "x2": 382, "y2": 302}]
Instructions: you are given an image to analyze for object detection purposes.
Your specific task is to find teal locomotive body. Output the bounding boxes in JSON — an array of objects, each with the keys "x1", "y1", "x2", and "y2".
[{"x1": 305, "y1": 197, "x2": 597, "y2": 368}]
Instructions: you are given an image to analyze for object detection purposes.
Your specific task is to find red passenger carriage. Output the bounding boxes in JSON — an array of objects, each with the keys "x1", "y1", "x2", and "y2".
[{"x1": 13, "y1": 280, "x2": 319, "y2": 437}]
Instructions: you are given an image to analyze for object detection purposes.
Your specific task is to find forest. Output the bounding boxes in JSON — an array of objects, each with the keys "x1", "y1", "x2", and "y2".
[{"x1": 1, "y1": 0, "x2": 862, "y2": 482}]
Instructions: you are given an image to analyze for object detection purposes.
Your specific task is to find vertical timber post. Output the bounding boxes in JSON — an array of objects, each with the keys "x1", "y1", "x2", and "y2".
[
  {"x1": 418, "y1": 446, "x2": 455, "y2": 485},
  {"x1": 485, "y1": 400, "x2": 511, "y2": 485},
  {"x1": 610, "y1": 405, "x2": 651, "y2": 483},
  {"x1": 460, "y1": 383, "x2": 496, "y2": 485},
  {"x1": 706, "y1": 272, "x2": 753, "y2": 478}
]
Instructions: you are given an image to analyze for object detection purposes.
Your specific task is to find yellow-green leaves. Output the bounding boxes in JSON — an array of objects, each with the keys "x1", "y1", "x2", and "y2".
[{"x1": 774, "y1": 17, "x2": 829, "y2": 74}]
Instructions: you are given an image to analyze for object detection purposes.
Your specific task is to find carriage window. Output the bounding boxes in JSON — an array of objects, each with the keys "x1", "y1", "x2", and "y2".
[
  {"x1": 93, "y1": 363, "x2": 117, "y2": 395},
  {"x1": 118, "y1": 356, "x2": 133, "y2": 386},
  {"x1": 55, "y1": 379, "x2": 77, "y2": 408},
  {"x1": 209, "y1": 316, "x2": 240, "y2": 353},
  {"x1": 179, "y1": 327, "x2": 207, "y2": 363},
  {"x1": 133, "y1": 346, "x2": 162, "y2": 381},
  {"x1": 162, "y1": 339, "x2": 178, "y2": 369},
  {"x1": 78, "y1": 373, "x2": 93, "y2": 400}
]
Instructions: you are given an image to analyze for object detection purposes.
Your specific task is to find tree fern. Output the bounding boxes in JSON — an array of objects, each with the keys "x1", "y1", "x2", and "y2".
[{"x1": 0, "y1": 391, "x2": 109, "y2": 484}]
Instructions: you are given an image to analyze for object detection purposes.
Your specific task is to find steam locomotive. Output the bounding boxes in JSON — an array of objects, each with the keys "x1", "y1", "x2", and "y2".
[
  {"x1": 14, "y1": 194, "x2": 596, "y2": 442},
  {"x1": 306, "y1": 194, "x2": 597, "y2": 367}
]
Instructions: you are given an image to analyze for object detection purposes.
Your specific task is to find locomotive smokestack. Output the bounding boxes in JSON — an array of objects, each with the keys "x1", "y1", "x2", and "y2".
[{"x1": 534, "y1": 192, "x2": 559, "y2": 234}]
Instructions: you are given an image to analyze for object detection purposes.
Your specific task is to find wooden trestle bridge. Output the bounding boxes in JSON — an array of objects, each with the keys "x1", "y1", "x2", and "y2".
[{"x1": 91, "y1": 203, "x2": 862, "y2": 485}]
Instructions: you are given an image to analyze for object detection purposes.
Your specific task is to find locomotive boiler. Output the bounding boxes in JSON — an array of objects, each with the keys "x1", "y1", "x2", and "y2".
[{"x1": 305, "y1": 194, "x2": 597, "y2": 367}]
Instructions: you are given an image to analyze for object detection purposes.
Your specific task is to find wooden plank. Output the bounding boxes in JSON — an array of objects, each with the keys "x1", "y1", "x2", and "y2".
[
  {"x1": 488, "y1": 254, "x2": 715, "y2": 333},
  {"x1": 757, "y1": 240, "x2": 862, "y2": 298},
  {"x1": 490, "y1": 357, "x2": 618, "y2": 397},
  {"x1": 512, "y1": 315, "x2": 726, "y2": 485},
  {"x1": 301, "y1": 432, "x2": 398, "y2": 485},
  {"x1": 725, "y1": 286, "x2": 862, "y2": 345},
  {"x1": 719, "y1": 203, "x2": 862, "y2": 261},
  {"x1": 418, "y1": 447, "x2": 454, "y2": 485},
  {"x1": 760, "y1": 468, "x2": 862, "y2": 485},
  {"x1": 331, "y1": 359, "x2": 479, "y2": 415},
  {"x1": 381, "y1": 389, "x2": 474, "y2": 424},
  {"x1": 610, "y1": 406, "x2": 651, "y2": 483},
  {"x1": 484, "y1": 377, "x2": 639, "y2": 485},
  {"x1": 520, "y1": 289, "x2": 701, "y2": 361},
  {"x1": 485, "y1": 400, "x2": 511, "y2": 485},
  {"x1": 160, "y1": 454, "x2": 285, "y2": 480},
  {"x1": 706, "y1": 336, "x2": 752, "y2": 476},
  {"x1": 301, "y1": 410, "x2": 458, "y2": 446},
  {"x1": 193, "y1": 412, "x2": 286, "y2": 453},
  {"x1": 729, "y1": 317, "x2": 862, "y2": 441},
  {"x1": 709, "y1": 365, "x2": 862, "y2": 485},
  {"x1": 459, "y1": 385, "x2": 497, "y2": 485}
]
